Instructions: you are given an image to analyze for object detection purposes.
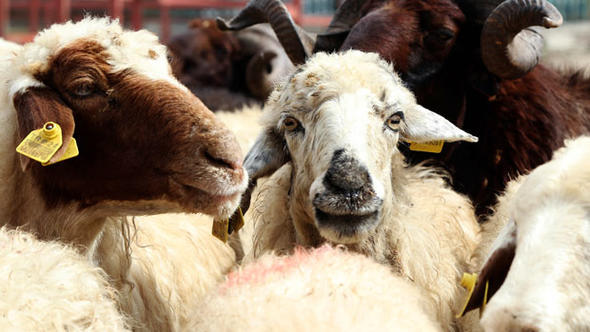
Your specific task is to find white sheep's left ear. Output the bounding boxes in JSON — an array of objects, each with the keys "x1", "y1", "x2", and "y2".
[{"x1": 401, "y1": 105, "x2": 478, "y2": 143}]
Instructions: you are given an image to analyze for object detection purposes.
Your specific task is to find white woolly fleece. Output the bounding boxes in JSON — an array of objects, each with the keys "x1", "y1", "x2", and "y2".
[
  {"x1": 0, "y1": 227, "x2": 129, "y2": 331},
  {"x1": 190, "y1": 245, "x2": 442, "y2": 332}
]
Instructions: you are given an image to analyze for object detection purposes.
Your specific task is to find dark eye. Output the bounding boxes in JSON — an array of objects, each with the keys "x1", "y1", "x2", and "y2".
[
  {"x1": 72, "y1": 82, "x2": 96, "y2": 98},
  {"x1": 283, "y1": 116, "x2": 301, "y2": 132},
  {"x1": 385, "y1": 112, "x2": 404, "y2": 131},
  {"x1": 167, "y1": 53, "x2": 175, "y2": 64},
  {"x1": 433, "y1": 28, "x2": 454, "y2": 41}
]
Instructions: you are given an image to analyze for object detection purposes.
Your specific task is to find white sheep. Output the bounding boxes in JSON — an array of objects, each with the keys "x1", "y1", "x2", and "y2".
[
  {"x1": 464, "y1": 136, "x2": 590, "y2": 331},
  {"x1": 0, "y1": 18, "x2": 248, "y2": 331},
  {"x1": 236, "y1": 50, "x2": 481, "y2": 329},
  {"x1": 0, "y1": 227, "x2": 129, "y2": 331},
  {"x1": 190, "y1": 245, "x2": 442, "y2": 331}
]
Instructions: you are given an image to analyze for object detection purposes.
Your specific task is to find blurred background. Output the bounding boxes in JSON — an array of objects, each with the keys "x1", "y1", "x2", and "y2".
[
  {"x1": 0, "y1": 0, "x2": 335, "y2": 43},
  {"x1": 0, "y1": 0, "x2": 588, "y2": 68}
]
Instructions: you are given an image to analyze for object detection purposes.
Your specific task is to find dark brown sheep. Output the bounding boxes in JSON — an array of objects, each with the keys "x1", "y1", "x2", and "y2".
[
  {"x1": 219, "y1": 0, "x2": 590, "y2": 216},
  {"x1": 168, "y1": 19, "x2": 294, "y2": 111}
]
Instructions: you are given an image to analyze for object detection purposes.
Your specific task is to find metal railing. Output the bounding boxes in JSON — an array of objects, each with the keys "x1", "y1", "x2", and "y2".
[{"x1": 549, "y1": 0, "x2": 589, "y2": 20}]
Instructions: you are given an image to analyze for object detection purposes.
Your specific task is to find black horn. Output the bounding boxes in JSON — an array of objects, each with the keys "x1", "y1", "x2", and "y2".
[
  {"x1": 216, "y1": 0, "x2": 314, "y2": 65},
  {"x1": 314, "y1": 0, "x2": 367, "y2": 52},
  {"x1": 480, "y1": 0, "x2": 563, "y2": 79}
]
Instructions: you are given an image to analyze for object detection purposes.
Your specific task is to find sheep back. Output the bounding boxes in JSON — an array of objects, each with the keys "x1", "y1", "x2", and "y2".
[{"x1": 190, "y1": 245, "x2": 442, "y2": 331}]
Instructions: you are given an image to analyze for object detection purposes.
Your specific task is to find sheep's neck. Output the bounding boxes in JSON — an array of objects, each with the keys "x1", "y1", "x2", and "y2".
[{"x1": 3, "y1": 153, "x2": 109, "y2": 257}]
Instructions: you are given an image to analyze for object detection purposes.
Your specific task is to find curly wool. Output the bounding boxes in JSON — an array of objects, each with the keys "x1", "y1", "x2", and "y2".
[{"x1": 0, "y1": 227, "x2": 129, "y2": 331}]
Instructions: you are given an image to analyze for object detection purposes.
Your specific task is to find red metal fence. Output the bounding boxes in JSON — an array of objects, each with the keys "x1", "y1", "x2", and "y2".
[{"x1": 0, "y1": 0, "x2": 332, "y2": 43}]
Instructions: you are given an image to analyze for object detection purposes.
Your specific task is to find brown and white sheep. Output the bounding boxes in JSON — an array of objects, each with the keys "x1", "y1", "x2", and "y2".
[
  {"x1": 190, "y1": 245, "x2": 442, "y2": 331},
  {"x1": 237, "y1": 50, "x2": 481, "y2": 329},
  {"x1": 463, "y1": 136, "x2": 590, "y2": 331},
  {"x1": 0, "y1": 227, "x2": 129, "y2": 331},
  {"x1": 0, "y1": 18, "x2": 247, "y2": 331}
]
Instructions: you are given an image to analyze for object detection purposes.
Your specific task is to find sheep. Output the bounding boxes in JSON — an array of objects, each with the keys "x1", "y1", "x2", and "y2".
[
  {"x1": 461, "y1": 136, "x2": 590, "y2": 331},
  {"x1": 168, "y1": 18, "x2": 258, "y2": 111},
  {"x1": 0, "y1": 18, "x2": 248, "y2": 331},
  {"x1": 104, "y1": 213, "x2": 237, "y2": 330},
  {"x1": 235, "y1": 23, "x2": 295, "y2": 100},
  {"x1": 221, "y1": 0, "x2": 590, "y2": 217},
  {"x1": 190, "y1": 245, "x2": 442, "y2": 331},
  {"x1": 168, "y1": 19, "x2": 294, "y2": 110},
  {"x1": 235, "y1": 50, "x2": 481, "y2": 329},
  {"x1": 0, "y1": 227, "x2": 129, "y2": 331}
]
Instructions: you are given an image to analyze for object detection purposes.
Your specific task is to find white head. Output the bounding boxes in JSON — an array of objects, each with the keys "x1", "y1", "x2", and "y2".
[
  {"x1": 471, "y1": 136, "x2": 590, "y2": 331},
  {"x1": 242, "y1": 51, "x2": 477, "y2": 244}
]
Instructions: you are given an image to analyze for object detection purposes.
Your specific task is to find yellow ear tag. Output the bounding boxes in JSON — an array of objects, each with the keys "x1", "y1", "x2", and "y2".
[
  {"x1": 481, "y1": 280, "x2": 489, "y2": 317},
  {"x1": 16, "y1": 122, "x2": 63, "y2": 163},
  {"x1": 409, "y1": 140, "x2": 444, "y2": 153},
  {"x1": 456, "y1": 272, "x2": 478, "y2": 318},
  {"x1": 212, "y1": 218, "x2": 230, "y2": 243},
  {"x1": 42, "y1": 138, "x2": 79, "y2": 166},
  {"x1": 212, "y1": 207, "x2": 246, "y2": 243},
  {"x1": 228, "y1": 207, "x2": 245, "y2": 234}
]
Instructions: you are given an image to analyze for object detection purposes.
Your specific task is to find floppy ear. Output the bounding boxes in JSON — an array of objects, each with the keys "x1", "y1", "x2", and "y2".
[
  {"x1": 464, "y1": 219, "x2": 517, "y2": 313},
  {"x1": 402, "y1": 105, "x2": 478, "y2": 143},
  {"x1": 229, "y1": 126, "x2": 290, "y2": 228},
  {"x1": 13, "y1": 86, "x2": 75, "y2": 171}
]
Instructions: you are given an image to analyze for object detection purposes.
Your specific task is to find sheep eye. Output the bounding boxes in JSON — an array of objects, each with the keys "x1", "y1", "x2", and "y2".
[
  {"x1": 282, "y1": 116, "x2": 301, "y2": 132},
  {"x1": 72, "y1": 83, "x2": 96, "y2": 98},
  {"x1": 433, "y1": 28, "x2": 454, "y2": 41},
  {"x1": 385, "y1": 112, "x2": 404, "y2": 131}
]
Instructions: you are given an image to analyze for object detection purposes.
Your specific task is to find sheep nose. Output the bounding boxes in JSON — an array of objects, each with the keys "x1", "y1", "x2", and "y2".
[
  {"x1": 324, "y1": 149, "x2": 370, "y2": 192},
  {"x1": 204, "y1": 149, "x2": 242, "y2": 170},
  {"x1": 203, "y1": 133, "x2": 244, "y2": 171}
]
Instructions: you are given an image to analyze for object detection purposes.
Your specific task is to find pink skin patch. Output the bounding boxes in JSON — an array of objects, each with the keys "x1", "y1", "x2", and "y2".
[{"x1": 222, "y1": 245, "x2": 336, "y2": 290}]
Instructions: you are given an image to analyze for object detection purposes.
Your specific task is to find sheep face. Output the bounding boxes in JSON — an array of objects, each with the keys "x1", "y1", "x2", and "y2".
[
  {"x1": 472, "y1": 137, "x2": 590, "y2": 331},
  {"x1": 168, "y1": 19, "x2": 240, "y2": 90},
  {"x1": 9, "y1": 18, "x2": 247, "y2": 218},
  {"x1": 245, "y1": 51, "x2": 476, "y2": 244}
]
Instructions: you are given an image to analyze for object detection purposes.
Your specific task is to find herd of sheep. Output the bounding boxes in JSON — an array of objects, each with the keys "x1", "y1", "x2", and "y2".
[{"x1": 0, "y1": 0, "x2": 589, "y2": 331}]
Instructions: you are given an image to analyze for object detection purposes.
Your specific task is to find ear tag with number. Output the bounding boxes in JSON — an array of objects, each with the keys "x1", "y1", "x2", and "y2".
[
  {"x1": 16, "y1": 122, "x2": 63, "y2": 163},
  {"x1": 408, "y1": 140, "x2": 445, "y2": 153},
  {"x1": 42, "y1": 138, "x2": 79, "y2": 166}
]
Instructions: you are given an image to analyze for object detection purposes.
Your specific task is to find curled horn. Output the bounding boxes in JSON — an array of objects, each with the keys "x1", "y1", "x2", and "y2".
[
  {"x1": 481, "y1": 0, "x2": 563, "y2": 79},
  {"x1": 216, "y1": 0, "x2": 314, "y2": 65},
  {"x1": 314, "y1": 0, "x2": 367, "y2": 52}
]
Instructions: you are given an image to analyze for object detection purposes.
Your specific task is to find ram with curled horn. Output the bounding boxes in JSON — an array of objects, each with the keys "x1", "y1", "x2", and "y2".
[{"x1": 223, "y1": 0, "x2": 590, "y2": 217}]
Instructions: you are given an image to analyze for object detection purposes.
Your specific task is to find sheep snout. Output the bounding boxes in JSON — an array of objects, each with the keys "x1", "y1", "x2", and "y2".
[{"x1": 308, "y1": 150, "x2": 384, "y2": 243}]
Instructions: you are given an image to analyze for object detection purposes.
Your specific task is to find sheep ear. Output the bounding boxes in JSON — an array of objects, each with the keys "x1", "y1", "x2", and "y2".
[
  {"x1": 13, "y1": 87, "x2": 75, "y2": 171},
  {"x1": 464, "y1": 219, "x2": 517, "y2": 313},
  {"x1": 401, "y1": 105, "x2": 478, "y2": 143},
  {"x1": 229, "y1": 127, "x2": 290, "y2": 225}
]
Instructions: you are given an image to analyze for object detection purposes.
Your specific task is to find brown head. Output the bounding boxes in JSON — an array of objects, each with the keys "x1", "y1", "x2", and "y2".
[
  {"x1": 168, "y1": 18, "x2": 241, "y2": 89},
  {"x1": 9, "y1": 18, "x2": 247, "y2": 218}
]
